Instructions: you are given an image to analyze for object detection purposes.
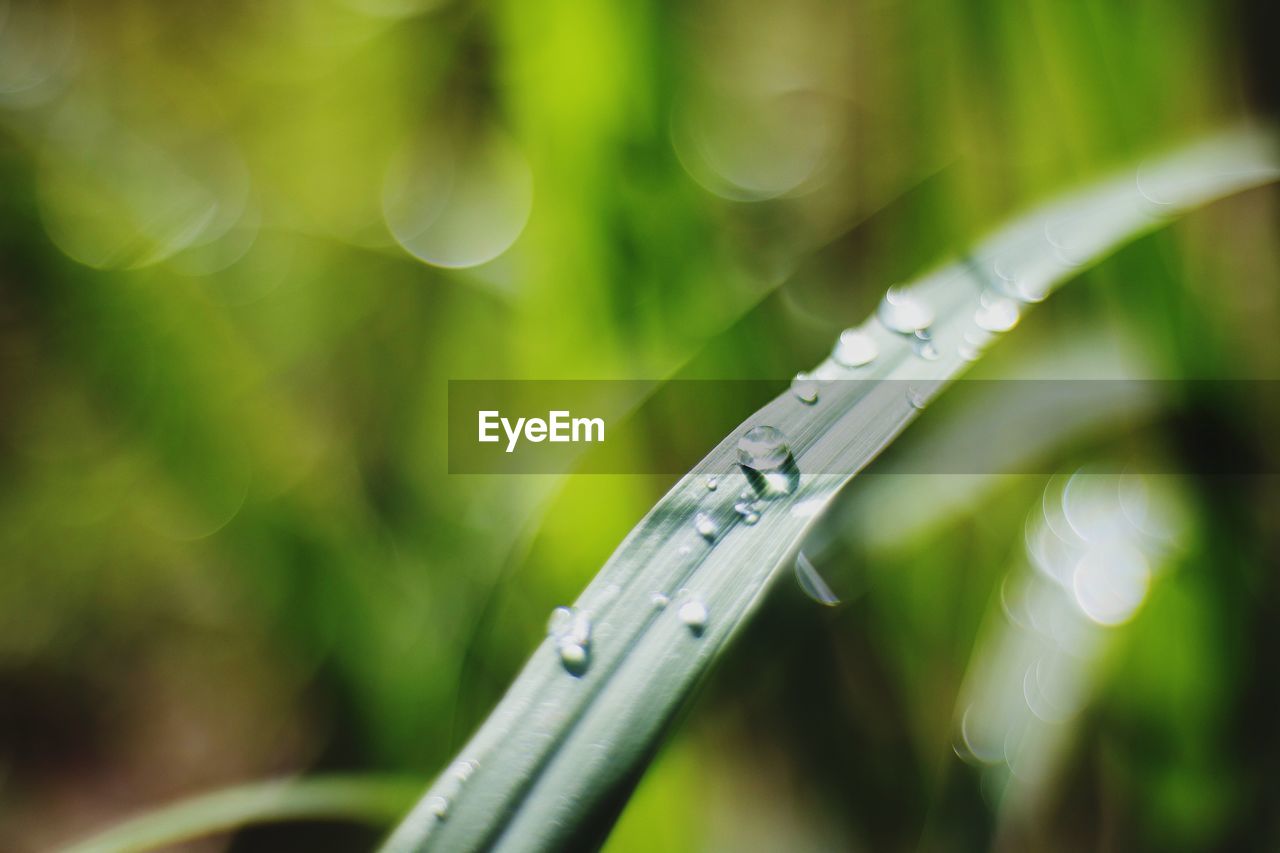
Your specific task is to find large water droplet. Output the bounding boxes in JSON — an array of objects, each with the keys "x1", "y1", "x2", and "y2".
[
  {"x1": 737, "y1": 425, "x2": 799, "y2": 496},
  {"x1": 790, "y1": 373, "x2": 819, "y2": 404},
  {"x1": 832, "y1": 328, "x2": 879, "y2": 367},
  {"x1": 737, "y1": 425, "x2": 790, "y2": 469},
  {"x1": 694, "y1": 512, "x2": 719, "y2": 540},
  {"x1": 878, "y1": 286, "x2": 935, "y2": 334},
  {"x1": 678, "y1": 597, "x2": 709, "y2": 633},
  {"x1": 974, "y1": 291, "x2": 1021, "y2": 333}
]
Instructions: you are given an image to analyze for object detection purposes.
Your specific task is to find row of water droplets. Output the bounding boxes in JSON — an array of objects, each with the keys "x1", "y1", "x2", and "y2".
[
  {"x1": 421, "y1": 757, "x2": 480, "y2": 824},
  {"x1": 542, "y1": 275, "x2": 1030, "y2": 677},
  {"x1": 543, "y1": 422, "x2": 801, "y2": 677},
  {"x1": 793, "y1": 272, "x2": 1027, "y2": 417}
]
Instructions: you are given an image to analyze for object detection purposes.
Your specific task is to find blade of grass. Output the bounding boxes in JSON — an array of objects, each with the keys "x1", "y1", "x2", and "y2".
[
  {"x1": 385, "y1": 126, "x2": 1277, "y2": 852},
  {"x1": 61, "y1": 775, "x2": 425, "y2": 853}
]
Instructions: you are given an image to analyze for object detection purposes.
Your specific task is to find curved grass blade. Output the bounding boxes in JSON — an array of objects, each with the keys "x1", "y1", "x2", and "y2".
[
  {"x1": 383, "y1": 127, "x2": 1278, "y2": 853},
  {"x1": 62, "y1": 775, "x2": 425, "y2": 853}
]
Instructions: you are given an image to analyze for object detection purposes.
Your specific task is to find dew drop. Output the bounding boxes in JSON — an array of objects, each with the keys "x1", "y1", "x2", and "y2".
[
  {"x1": 547, "y1": 606, "x2": 573, "y2": 637},
  {"x1": 832, "y1": 328, "x2": 879, "y2": 367},
  {"x1": 734, "y1": 500, "x2": 761, "y2": 525},
  {"x1": 451, "y1": 759, "x2": 479, "y2": 783},
  {"x1": 652, "y1": 592, "x2": 670, "y2": 609},
  {"x1": 694, "y1": 512, "x2": 719, "y2": 540},
  {"x1": 878, "y1": 286, "x2": 935, "y2": 334},
  {"x1": 426, "y1": 795, "x2": 450, "y2": 820},
  {"x1": 704, "y1": 476, "x2": 718, "y2": 491},
  {"x1": 737, "y1": 425, "x2": 790, "y2": 470},
  {"x1": 912, "y1": 329, "x2": 939, "y2": 360},
  {"x1": 974, "y1": 291, "x2": 1021, "y2": 333},
  {"x1": 737, "y1": 425, "x2": 799, "y2": 496},
  {"x1": 548, "y1": 605, "x2": 592, "y2": 675},
  {"x1": 906, "y1": 385, "x2": 928, "y2": 410},
  {"x1": 790, "y1": 372, "x2": 819, "y2": 404},
  {"x1": 678, "y1": 597, "x2": 709, "y2": 633},
  {"x1": 558, "y1": 642, "x2": 589, "y2": 672}
]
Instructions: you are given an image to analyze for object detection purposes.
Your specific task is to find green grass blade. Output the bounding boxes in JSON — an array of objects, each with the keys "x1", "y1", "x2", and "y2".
[
  {"x1": 61, "y1": 775, "x2": 425, "y2": 853},
  {"x1": 383, "y1": 127, "x2": 1278, "y2": 853}
]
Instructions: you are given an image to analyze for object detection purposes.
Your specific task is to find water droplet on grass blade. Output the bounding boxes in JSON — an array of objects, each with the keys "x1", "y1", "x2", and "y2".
[
  {"x1": 548, "y1": 606, "x2": 592, "y2": 675},
  {"x1": 790, "y1": 373, "x2": 819, "y2": 403},
  {"x1": 878, "y1": 286, "x2": 935, "y2": 333},
  {"x1": 913, "y1": 329, "x2": 939, "y2": 360},
  {"x1": 734, "y1": 500, "x2": 760, "y2": 525},
  {"x1": 974, "y1": 291, "x2": 1021, "y2": 333},
  {"x1": 737, "y1": 425, "x2": 790, "y2": 469},
  {"x1": 832, "y1": 328, "x2": 879, "y2": 367},
  {"x1": 694, "y1": 512, "x2": 719, "y2": 540},
  {"x1": 704, "y1": 476, "x2": 718, "y2": 491},
  {"x1": 678, "y1": 597, "x2": 708, "y2": 633},
  {"x1": 737, "y1": 425, "x2": 800, "y2": 496},
  {"x1": 907, "y1": 386, "x2": 928, "y2": 409},
  {"x1": 426, "y1": 795, "x2": 450, "y2": 820},
  {"x1": 558, "y1": 642, "x2": 589, "y2": 672}
]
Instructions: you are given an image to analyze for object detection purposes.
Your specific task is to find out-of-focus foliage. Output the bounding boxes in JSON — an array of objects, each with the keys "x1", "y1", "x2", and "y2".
[{"x1": 0, "y1": 0, "x2": 1275, "y2": 851}]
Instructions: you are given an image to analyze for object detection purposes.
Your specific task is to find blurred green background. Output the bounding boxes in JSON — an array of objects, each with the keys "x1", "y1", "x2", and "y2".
[{"x1": 0, "y1": 0, "x2": 1277, "y2": 850}]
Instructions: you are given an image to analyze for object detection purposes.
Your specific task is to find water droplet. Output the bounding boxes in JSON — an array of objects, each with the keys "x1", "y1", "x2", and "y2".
[
  {"x1": 451, "y1": 759, "x2": 479, "y2": 783},
  {"x1": 737, "y1": 425, "x2": 790, "y2": 470},
  {"x1": 677, "y1": 544, "x2": 693, "y2": 556},
  {"x1": 426, "y1": 795, "x2": 450, "y2": 820},
  {"x1": 558, "y1": 642, "x2": 589, "y2": 672},
  {"x1": 794, "y1": 550, "x2": 840, "y2": 606},
  {"x1": 878, "y1": 286, "x2": 935, "y2": 334},
  {"x1": 704, "y1": 476, "x2": 718, "y2": 491},
  {"x1": 694, "y1": 512, "x2": 719, "y2": 540},
  {"x1": 547, "y1": 606, "x2": 573, "y2": 636},
  {"x1": 737, "y1": 426, "x2": 799, "y2": 496},
  {"x1": 652, "y1": 593, "x2": 670, "y2": 609},
  {"x1": 734, "y1": 500, "x2": 760, "y2": 525},
  {"x1": 790, "y1": 372, "x2": 819, "y2": 404},
  {"x1": 832, "y1": 328, "x2": 879, "y2": 367},
  {"x1": 974, "y1": 291, "x2": 1021, "y2": 333},
  {"x1": 678, "y1": 597, "x2": 708, "y2": 633},
  {"x1": 912, "y1": 329, "x2": 939, "y2": 360},
  {"x1": 548, "y1": 605, "x2": 592, "y2": 675},
  {"x1": 906, "y1": 386, "x2": 928, "y2": 409}
]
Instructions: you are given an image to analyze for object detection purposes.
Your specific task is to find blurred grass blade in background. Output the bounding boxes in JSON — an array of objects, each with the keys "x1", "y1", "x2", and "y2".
[
  {"x1": 381, "y1": 127, "x2": 1279, "y2": 852},
  {"x1": 62, "y1": 776, "x2": 425, "y2": 853}
]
